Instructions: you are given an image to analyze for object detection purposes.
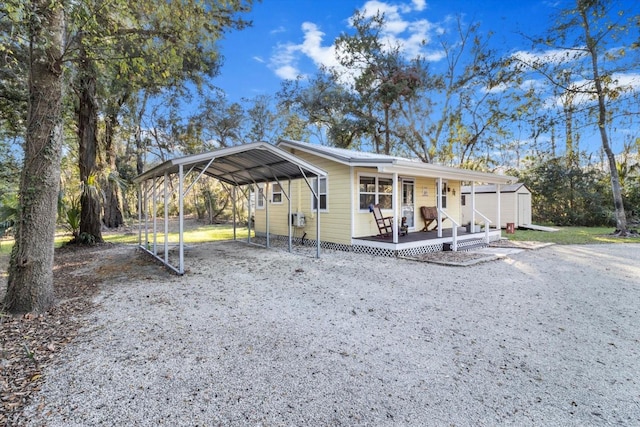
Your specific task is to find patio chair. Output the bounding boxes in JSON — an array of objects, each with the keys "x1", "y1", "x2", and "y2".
[
  {"x1": 369, "y1": 204, "x2": 393, "y2": 237},
  {"x1": 420, "y1": 206, "x2": 440, "y2": 232}
]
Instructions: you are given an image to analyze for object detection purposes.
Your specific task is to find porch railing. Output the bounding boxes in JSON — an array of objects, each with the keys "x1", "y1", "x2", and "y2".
[
  {"x1": 438, "y1": 209, "x2": 461, "y2": 251},
  {"x1": 473, "y1": 209, "x2": 493, "y2": 244}
]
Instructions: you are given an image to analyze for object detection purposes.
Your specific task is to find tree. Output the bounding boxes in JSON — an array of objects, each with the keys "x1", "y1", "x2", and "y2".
[
  {"x1": 67, "y1": 0, "x2": 253, "y2": 242},
  {"x1": 4, "y1": 0, "x2": 64, "y2": 312},
  {"x1": 511, "y1": 0, "x2": 639, "y2": 234},
  {"x1": 333, "y1": 11, "x2": 422, "y2": 154}
]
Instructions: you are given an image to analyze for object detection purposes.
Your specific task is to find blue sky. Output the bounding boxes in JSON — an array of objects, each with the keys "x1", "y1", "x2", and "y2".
[
  {"x1": 205, "y1": 0, "x2": 639, "y2": 156},
  {"x1": 212, "y1": 0, "x2": 563, "y2": 102}
]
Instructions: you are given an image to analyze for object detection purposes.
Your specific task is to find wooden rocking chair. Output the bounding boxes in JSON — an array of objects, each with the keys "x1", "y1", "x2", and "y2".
[
  {"x1": 420, "y1": 206, "x2": 440, "y2": 232},
  {"x1": 369, "y1": 204, "x2": 394, "y2": 237}
]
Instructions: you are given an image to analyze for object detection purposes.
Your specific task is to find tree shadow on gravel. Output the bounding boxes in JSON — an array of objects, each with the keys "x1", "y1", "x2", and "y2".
[{"x1": 0, "y1": 243, "x2": 166, "y2": 426}]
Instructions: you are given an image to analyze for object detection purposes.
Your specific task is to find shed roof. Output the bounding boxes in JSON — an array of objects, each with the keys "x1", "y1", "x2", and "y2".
[
  {"x1": 278, "y1": 139, "x2": 515, "y2": 185},
  {"x1": 133, "y1": 141, "x2": 327, "y2": 185}
]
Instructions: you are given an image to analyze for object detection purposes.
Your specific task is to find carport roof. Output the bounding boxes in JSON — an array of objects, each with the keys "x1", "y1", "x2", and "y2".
[{"x1": 133, "y1": 141, "x2": 327, "y2": 186}]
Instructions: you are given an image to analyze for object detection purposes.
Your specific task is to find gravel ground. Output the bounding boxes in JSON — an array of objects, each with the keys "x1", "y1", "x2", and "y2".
[{"x1": 23, "y1": 242, "x2": 640, "y2": 426}]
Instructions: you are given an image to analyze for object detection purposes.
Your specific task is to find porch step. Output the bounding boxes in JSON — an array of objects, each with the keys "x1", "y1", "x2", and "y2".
[{"x1": 443, "y1": 239, "x2": 488, "y2": 252}]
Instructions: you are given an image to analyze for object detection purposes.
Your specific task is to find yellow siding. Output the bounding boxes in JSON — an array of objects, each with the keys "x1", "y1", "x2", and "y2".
[
  {"x1": 253, "y1": 149, "x2": 353, "y2": 245},
  {"x1": 254, "y1": 150, "x2": 465, "y2": 242}
]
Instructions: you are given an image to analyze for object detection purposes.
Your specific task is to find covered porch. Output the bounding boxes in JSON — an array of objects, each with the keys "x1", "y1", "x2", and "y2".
[{"x1": 352, "y1": 227, "x2": 502, "y2": 258}]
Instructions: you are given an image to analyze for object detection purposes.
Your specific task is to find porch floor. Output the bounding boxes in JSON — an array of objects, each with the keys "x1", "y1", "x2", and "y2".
[{"x1": 356, "y1": 227, "x2": 487, "y2": 243}]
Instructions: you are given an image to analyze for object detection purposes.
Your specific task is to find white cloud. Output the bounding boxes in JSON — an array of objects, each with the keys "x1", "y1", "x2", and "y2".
[
  {"x1": 267, "y1": 0, "x2": 447, "y2": 82},
  {"x1": 275, "y1": 64, "x2": 302, "y2": 80},
  {"x1": 298, "y1": 22, "x2": 340, "y2": 69},
  {"x1": 270, "y1": 42, "x2": 305, "y2": 80},
  {"x1": 270, "y1": 26, "x2": 287, "y2": 35},
  {"x1": 511, "y1": 47, "x2": 588, "y2": 66},
  {"x1": 412, "y1": 0, "x2": 426, "y2": 11},
  {"x1": 252, "y1": 56, "x2": 265, "y2": 64}
]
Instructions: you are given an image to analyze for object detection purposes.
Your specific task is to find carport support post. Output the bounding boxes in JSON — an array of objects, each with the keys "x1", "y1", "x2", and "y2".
[
  {"x1": 152, "y1": 176, "x2": 157, "y2": 255},
  {"x1": 137, "y1": 183, "x2": 142, "y2": 246},
  {"x1": 164, "y1": 172, "x2": 169, "y2": 264},
  {"x1": 316, "y1": 176, "x2": 320, "y2": 259},
  {"x1": 288, "y1": 180, "x2": 292, "y2": 253},
  {"x1": 144, "y1": 180, "x2": 149, "y2": 249},
  {"x1": 247, "y1": 185, "x2": 252, "y2": 244},
  {"x1": 232, "y1": 186, "x2": 237, "y2": 241},
  {"x1": 178, "y1": 164, "x2": 184, "y2": 274},
  {"x1": 266, "y1": 183, "x2": 270, "y2": 248}
]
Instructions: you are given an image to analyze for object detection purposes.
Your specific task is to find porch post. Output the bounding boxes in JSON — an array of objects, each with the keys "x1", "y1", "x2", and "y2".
[
  {"x1": 496, "y1": 184, "x2": 502, "y2": 231},
  {"x1": 471, "y1": 182, "x2": 476, "y2": 230},
  {"x1": 392, "y1": 173, "x2": 399, "y2": 244},
  {"x1": 437, "y1": 177, "x2": 442, "y2": 238}
]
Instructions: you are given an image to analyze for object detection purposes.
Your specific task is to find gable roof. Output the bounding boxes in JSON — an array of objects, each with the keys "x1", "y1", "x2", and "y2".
[
  {"x1": 278, "y1": 139, "x2": 516, "y2": 185},
  {"x1": 134, "y1": 141, "x2": 327, "y2": 186},
  {"x1": 461, "y1": 183, "x2": 531, "y2": 194}
]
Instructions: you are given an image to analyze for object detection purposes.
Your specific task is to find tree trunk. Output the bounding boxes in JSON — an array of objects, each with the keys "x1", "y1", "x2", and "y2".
[
  {"x1": 77, "y1": 42, "x2": 103, "y2": 242},
  {"x1": 580, "y1": 5, "x2": 627, "y2": 233},
  {"x1": 102, "y1": 109, "x2": 124, "y2": 228},
  {"x1": 4, "y1": 0, "x2": 64, "y2": 313}
]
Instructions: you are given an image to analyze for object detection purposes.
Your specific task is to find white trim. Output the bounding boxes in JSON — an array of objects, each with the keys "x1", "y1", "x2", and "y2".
[
  {"x1": 271, "y1": 182, "x2": 283, "y2": 204},
  {"x1": 357, "y1": 172, "x2": 394, "y2": 212},
  {"x1": 310, "y1": 176, "x2": 328, "y2": 212}
]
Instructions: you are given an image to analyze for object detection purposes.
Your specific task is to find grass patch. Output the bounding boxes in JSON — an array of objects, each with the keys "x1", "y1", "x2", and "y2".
[
  {"x1": 102, "y1": 224, "x2": 252, "y2": 245},
  {"x1": 505, "y1": 226, "x2": 640, "y2": 245}
]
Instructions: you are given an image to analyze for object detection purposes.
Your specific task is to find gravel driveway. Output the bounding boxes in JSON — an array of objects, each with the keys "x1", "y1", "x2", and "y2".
[{"x1": 25, "y1": 242, "x2": 640, "y2": 426}]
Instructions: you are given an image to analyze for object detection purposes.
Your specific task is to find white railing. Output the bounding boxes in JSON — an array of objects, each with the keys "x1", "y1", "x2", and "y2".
[
  {"x1": 473, "y1": 209, "x2": 493, "y2": 244},
  {"x1": 438, "y1": 209, "x2": 461, "y2": 251}
]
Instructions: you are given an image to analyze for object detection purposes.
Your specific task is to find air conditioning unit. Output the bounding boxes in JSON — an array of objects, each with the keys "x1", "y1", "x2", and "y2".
[{"x1": 291, "y1": 212, "x2": 306, "y2": 227}]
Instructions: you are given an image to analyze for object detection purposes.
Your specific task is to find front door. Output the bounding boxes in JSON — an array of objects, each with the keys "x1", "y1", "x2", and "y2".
[{"x1": 402, "y1": 180, "x2": 415, "y2": 229}]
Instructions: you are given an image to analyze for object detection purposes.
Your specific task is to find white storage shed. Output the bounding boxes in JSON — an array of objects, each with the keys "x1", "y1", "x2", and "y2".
[{"x1": 461, "y1": 183, "x2": 532, "y2": 229}]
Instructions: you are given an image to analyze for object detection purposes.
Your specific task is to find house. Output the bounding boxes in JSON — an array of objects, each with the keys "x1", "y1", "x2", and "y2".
[
  {"x1": 252, "y1": 140, "x2": 516, "y2": 257},
  {"x1": 461, "y1": 183, "x2": 532, "y2": 228}
]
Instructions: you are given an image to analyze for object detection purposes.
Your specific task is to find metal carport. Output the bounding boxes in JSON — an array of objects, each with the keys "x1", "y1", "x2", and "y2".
[{"x1": 133, "y1": 142, "x2": 328, "y2": 274}]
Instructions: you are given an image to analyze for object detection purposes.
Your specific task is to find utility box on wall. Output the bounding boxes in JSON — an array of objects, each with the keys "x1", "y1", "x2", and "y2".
[{"x1": 291, "y1": 212, "x2": 306, "y2": 227}]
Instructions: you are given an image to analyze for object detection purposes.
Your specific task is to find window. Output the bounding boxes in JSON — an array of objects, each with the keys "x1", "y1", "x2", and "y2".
[
  {"x1": 271, "y1": 183, "x2": 283, "y2": 204},
  {"x1": 311, "y1": 177, "x2": 328, "y2": 211},
  {"x1": 440, "y1": 180, "x2": 447, "y2": 209},
  {"x1": 359, "y1": 175, "x2": 393, "y2": 210},
  {"x1": 461, "y1": 194, "x2": 466, "y2": 206},
  {"x1": 256, "y1": 185, "x2": 264, "y2": 209}
]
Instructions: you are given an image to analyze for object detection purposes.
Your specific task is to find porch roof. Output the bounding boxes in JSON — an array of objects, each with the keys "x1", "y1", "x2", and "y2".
[{"x1": 278, "y1": 139, "x2": 515, "y2": 185}]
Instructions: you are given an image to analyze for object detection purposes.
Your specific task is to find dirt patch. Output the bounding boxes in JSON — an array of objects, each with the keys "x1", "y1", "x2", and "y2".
[{"x1": 0, "y1": 243, "x2": 168, "y2": 426}]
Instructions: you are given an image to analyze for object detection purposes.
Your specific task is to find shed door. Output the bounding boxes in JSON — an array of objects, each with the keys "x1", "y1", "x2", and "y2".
[{"x1": 518, "y1": 193, "x2": 531, "y2": 226}]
